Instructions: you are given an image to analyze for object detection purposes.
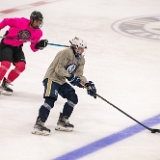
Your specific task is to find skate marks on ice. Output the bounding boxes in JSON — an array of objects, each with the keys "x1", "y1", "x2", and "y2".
[
  {"x1": 0, "y1": 0, "x2": 66, "y2": 16},
  {"x1": 0, "y1": 91, "x2": 42, "y2": 108}
]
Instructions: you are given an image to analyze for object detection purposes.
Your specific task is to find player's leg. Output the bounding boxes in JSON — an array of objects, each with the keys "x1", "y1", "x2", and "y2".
[
  {"x1": 32, "y1": 79, "x2": 59, "y2": 136},
  {"x1": 3, "y1": 46, "x2": 26, "y2": 94},
  {"x1": 0, "y1": 43, "x2": 13, "y2": 95},
  {"x1": 55, "y1": 83, "x2": 78, "y2": 132}
]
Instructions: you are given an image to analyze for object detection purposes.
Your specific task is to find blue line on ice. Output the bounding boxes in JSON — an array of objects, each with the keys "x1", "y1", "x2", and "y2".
[{"x1": 53, "y1": 114, "x2": 160, "y2": 160}]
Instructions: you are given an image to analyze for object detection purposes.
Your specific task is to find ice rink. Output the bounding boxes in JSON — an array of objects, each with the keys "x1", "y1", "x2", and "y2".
[{"x1": 0, "y1": 0, "x2": 160, "y2": 160}]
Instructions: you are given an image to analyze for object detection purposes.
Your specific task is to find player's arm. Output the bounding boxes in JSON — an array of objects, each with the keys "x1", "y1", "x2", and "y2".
[
  {"x1": 75, "y1": 61, "x2": 97, "y2": 98},
  {"x1": 30, "y1": 30, "x2": 48, "y2": 52},
  {"x1": 0, "y1": 18, "x2": 19, "y2": 29},
  {"x1": 75, "y1": 62, "x2": 87, "y2": 84}
]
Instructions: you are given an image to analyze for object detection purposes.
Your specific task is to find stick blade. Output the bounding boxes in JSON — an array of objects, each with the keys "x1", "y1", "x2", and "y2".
[{"x1": 151, "y1": 129, "x2": 160, "y2": 133}]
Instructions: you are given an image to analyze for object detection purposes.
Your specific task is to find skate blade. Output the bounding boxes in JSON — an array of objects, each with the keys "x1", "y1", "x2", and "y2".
[
  {"x1": 55, "y1": 125, "x2": 73, "y2": 132},
  {"x1": 1, "y1": 90, "x2": 13, "y2": 96},
  {"x1": 32, "y1": 129, "x2": 50, "y2": 136}
]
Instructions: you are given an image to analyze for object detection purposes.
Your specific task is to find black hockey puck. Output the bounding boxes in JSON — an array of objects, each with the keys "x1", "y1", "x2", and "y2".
[{"x1": 151, "y1": 130, "x2": 156, "y2": 133}]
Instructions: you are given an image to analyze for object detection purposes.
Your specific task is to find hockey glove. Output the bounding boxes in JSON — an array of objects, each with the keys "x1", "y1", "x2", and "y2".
[
  {"x1": 35, "y1": 39, "x2": 48, "y2": 50},
  {"x1": 67, "y1": 74, "x2": 83, "y2": 88},
  {"x1": 85, "y1": 81, "x2": 97, "y2": 98}
]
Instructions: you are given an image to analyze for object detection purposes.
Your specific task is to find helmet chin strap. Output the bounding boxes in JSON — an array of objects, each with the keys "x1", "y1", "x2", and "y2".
[
  {"x1": 75, "y1": 46, "x2": 78, "y2": 54},
  {"x1": 75, "y1": 46, "x2": 81, "y2": 60}
]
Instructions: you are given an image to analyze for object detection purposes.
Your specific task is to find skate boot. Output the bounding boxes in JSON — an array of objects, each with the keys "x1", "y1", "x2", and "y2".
[
  {"x1": 55, "y1": 113, "x2": 74, "y2": 132},
  {"x1": 32, "y1": 118, "x2": 51, "y2": 136},
  {"x1": 0, "y1": 77, "x2": 13, "y2": 95}
]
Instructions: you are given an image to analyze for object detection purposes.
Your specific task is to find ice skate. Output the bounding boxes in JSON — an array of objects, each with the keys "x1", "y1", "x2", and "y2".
[
  {"x1": 0, "y1": 86, "x2": 3, "y2": 95},
  {"x1": 32, "y1": 118, "x2": 51, "y2": 136},
  {"x1": 0, "y1": 77, "x2": 13, "y2": 95},
  {"x1": 55, "y1": 113, "x2": 74, "y2": 132}
]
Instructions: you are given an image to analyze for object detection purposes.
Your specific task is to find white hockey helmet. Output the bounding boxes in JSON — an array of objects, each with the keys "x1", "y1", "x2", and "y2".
[{"x1": 69, "y1": 37, "x2": 87, "y2": 49}]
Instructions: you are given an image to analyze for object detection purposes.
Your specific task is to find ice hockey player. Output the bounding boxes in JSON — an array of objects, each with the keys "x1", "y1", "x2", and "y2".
[
  {"x1": 0, "y1": 11, "x2": 48, "y2": 95},
  {"x1": 32, "y1": 36, "x2": 97, "y2": 135}
]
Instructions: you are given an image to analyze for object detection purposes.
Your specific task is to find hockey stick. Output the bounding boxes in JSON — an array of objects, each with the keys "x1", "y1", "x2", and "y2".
[
  {"x1": 47, "y1": 42, "x2": 69, "y2": 47},
  {"x1": 95, "y1": 93, "x2": 160, "y2": 133},
  {"x1": 81, "y1": 83, "x2": 160, "y2": 133},
  {"x1": 0, "y1": 35, "x2": 69, "y2": 47}
]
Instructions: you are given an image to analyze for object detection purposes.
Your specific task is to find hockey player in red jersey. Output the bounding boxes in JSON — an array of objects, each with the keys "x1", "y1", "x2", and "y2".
[{"x1": 0, "y1": 11, "x2": 48, "y2": 95}]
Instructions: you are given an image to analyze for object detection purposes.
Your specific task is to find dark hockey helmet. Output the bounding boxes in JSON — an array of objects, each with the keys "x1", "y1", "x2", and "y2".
[{"x1": 30, "y1": 11, "x2": 43, "y2": 28}]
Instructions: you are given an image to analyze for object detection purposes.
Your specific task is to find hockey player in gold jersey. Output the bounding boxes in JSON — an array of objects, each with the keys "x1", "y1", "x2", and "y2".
[{"x1": 32, "y1": 37, "x2": 97, "y2": 135}]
